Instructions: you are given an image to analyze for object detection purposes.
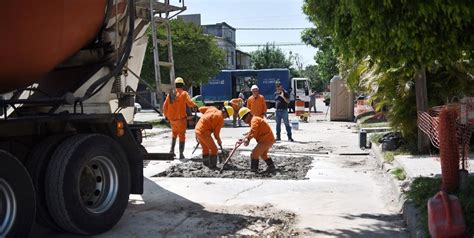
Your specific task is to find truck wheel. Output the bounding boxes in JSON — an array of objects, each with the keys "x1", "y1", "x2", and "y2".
[
  {"x1": 0, "y1": 150, "x2": 36, "y2": 238},
  {"x1": 25, "y1": 135, "x2": 67, "y2": 230},
  {"x1": 45, "y1": 134, "x2": 130, "y2": 235}
]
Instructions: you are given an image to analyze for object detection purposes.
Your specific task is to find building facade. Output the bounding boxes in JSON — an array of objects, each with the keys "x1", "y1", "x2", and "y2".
[
  {"x1": 179, "y1": 14, "x2": 251, "y2": 70},
  {"x1": 236, "y1": 49, "x2": 251, "y2": 69},
  {"x1": 202, "y1": 22, "x2": 237, "y2": 69}
]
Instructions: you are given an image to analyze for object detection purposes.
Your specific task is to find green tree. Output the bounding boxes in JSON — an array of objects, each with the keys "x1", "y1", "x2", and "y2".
[
  {"x1": 302, "y1": 65, "x2": 326, "y2": 92},
  {"x1": 250, "y1": 43, "x2": 301, "y2": 77},
  {"x1": 301, "y1": 28, "x2": 339, "y2": 90},
  {"x1": 251, "y1": 43, "x2": 292, "y2": 69},
  {"x1": 141, "y1": 19, "x2": 225, "y2": 87},
  {"x1": 303, "y1": 0, "x2": 474, "y2": 152}
]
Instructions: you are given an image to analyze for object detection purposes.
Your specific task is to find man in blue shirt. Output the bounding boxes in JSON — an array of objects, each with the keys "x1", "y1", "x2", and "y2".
[{"x1": 274, "y1": 81, "x2": 294, "y2": 141}]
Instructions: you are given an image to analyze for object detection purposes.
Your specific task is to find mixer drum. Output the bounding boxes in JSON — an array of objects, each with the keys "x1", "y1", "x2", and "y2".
[{"x1": 0, "y1": 0, "x2": 107, "y2": 93}]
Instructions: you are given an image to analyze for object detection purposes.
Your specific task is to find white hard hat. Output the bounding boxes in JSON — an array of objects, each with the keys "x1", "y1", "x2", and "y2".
[{"x1": 251, "y1": 85, "x2": 259, "y2": 91}]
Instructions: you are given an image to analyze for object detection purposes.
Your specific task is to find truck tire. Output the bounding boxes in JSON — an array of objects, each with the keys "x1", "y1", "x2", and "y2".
[
  {"x1": 25, "y1": 135, "x2": 68, "y2": 231},
  {"x1": 0, "y1": 150, "x2": 36, "y2": 238},
  {"x1": 45, "y1": 134, "x2": 130, "y2": 235}
]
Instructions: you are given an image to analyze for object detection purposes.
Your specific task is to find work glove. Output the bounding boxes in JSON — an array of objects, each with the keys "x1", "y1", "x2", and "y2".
[
  {"x1": 244, "y1": 139, "x2": 250, "y2": 146},
  {"x1": 239, "y1": 138, "x2": 249, "y2": 147}
]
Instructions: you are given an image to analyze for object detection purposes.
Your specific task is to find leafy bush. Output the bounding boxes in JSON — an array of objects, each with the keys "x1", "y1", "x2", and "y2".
[
  {"x1": 384, "y1": 151, "x2": 394, "y2": 163},
  {"x1": 390, "y1": 167, "x2": 406, "y2": 180},
  {"x1": 405, "y1": 177, "x2": 474, "y2": 237}
]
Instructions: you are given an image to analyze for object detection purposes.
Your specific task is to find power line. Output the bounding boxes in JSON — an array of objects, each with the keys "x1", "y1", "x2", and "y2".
[
  {"x1": 237, "y1": 43, "x2": 307, "y2": 47},
  {"x1": 235, "y1": 27, "x2": 307, "y2": 30},
  {"x1": 204, "y1": 14, "x2": 302, "y2": 22}
]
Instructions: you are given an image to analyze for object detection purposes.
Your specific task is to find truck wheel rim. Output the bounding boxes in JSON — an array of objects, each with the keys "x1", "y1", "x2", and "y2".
[
  {"x1": 80, "y1": 156, "x2": 118, "y2": 214},
  {"x1": 0, "y1": 178, "x2": 16, "y2": 236}
]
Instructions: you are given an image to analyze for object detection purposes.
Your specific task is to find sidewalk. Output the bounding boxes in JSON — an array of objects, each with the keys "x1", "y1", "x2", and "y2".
[
  {"x1": 394, "y1": 154, "x2": 474, "y2": 178},
  {"x1": 371, "y1": 143, "x2": 474, "y2": 238}
]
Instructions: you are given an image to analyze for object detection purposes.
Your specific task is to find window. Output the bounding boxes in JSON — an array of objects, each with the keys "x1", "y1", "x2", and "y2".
[
  {"x1": 296, "y1": 80, "x2": 305, "y2": 90},
  {"x1": 227, "y1": 50, "x2": 232, "y2": 65}
]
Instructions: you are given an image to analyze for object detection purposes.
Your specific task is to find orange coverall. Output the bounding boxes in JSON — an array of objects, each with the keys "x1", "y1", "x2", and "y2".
[
  {"x1": 195, "y1": 106, "x2": 224, "y2": 156},
  {"x1": 246, "y1": 116, "x2": 275, "y2": 161},
  {"x1": 229, "y1": 98, "x2": 243, "y2": 125},
  {"x1": 163, "y1": 88, "x2": 197, "y2": 142},
  {"x1": 247, "y1": 94, "x2": 267, "y2": 118}
]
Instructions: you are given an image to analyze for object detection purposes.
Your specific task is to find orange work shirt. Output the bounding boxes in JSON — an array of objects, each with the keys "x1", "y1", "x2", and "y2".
[
  {"x1": 196, "y1": 106, "x2": 225, "y2": 141},
  {"x1": 247, "y1": 94, "x2": 267, "y2": 117},
  {"x1": 163, "y1": 88, "x2": 197, "y2": 121},
  {"x1": 246, "y1": 116, "x2": 275, "y2": 143},
  {"x1": 229, "y1": 98, "x2": 244, "y2": 112}
]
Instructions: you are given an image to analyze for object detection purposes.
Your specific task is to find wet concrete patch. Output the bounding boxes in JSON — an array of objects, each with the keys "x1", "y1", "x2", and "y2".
[{"x1": 154, "y1": 153, "x2": 313, "y2": 180}]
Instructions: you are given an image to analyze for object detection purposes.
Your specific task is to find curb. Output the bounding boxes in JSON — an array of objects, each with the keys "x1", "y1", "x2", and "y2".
[{"x1": 371, "y1": 144, "x2": 426, "y2": 238}]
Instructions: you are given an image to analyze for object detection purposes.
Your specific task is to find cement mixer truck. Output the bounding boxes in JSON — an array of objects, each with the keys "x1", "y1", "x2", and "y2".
[{"x1": 0, "y1": 0, "x2": 184, "y2": 237}]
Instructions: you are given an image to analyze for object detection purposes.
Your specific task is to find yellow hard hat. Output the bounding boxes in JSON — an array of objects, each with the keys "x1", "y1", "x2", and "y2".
[
  {"x1": 175, "y1": 77, "x2": 185, "y2": 84},
  {"x1": 224, "y1": 101, "x2": 229, "y2": 107},
  {"x1": 238, "y1": 107, "x2": 251, "y2": 119},
  {"x1": 224, "y1": 106, "x2": 234, "y2": 117}
]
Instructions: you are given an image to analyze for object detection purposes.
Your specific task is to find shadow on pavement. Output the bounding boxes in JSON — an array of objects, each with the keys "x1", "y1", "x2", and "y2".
[
  {"x1": 303, "y1": 213, "x2": 406, "y2": 237},
  {"x1": 31, "y1": 177, "x2": 294, "y2": 237}
]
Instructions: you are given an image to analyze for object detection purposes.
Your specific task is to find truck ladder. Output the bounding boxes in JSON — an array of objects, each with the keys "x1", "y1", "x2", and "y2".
[{"x1": 147, "y1": 0, "x2": 186, "y2": 108}]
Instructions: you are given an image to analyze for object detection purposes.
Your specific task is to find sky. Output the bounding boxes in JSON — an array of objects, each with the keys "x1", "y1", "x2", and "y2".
[{"x1": 180, "y1": 0, "x2": 318, "y2": 67}]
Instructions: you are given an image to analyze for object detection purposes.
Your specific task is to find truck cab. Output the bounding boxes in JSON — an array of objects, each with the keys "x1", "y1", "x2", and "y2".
[{"x1": 291, "y1": 77, "x2": 311, "y2": 104}]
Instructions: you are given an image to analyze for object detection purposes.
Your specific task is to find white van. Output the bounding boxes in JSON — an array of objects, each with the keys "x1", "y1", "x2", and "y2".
[{"x1": 290, "y1": 77, "x2": 311, "y2": 104}]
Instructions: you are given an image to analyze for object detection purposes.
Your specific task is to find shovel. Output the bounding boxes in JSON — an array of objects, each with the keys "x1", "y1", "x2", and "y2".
[
  {"x1": 219, "y1": 144, "x2": 229, "y2": 163},
  {"x1": 191, "y1": 141, "x2": 200, "y2": 154},
  {"x1": 219, "y1": 138, "x2": 245, "y2": 174}
]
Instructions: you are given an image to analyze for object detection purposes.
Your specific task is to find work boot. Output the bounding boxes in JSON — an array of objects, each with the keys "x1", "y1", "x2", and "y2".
[
  {"x1": 170, "y1": 138, "x2": 177, "y2": 155},
  {"x1": 263, "y1": 158, "x2": 276, "y2": 173},
  {"x1": 179, "y1": 142, "x2": 185, "y2": 160},
  {"x1": 202, "y1": 155, "x2": 210, "y2": 167},
  {"x1": 250, "y1": 159, "x2": 259, "y2": 173},
  {"x1": 288, "y1": 137, "x2": 294, "y2": 142},
  {"x1": 209, "y1": 155, "x2": 218, "y2": 169}
]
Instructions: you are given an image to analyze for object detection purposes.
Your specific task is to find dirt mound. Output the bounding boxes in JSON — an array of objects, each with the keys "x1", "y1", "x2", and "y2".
[{"x1": 154, "y1": 153, "x2": 313, "y2": 180}]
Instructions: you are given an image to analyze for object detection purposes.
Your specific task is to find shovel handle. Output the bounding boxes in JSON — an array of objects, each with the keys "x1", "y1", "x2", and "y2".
[
  {"x1": 191, "y1": 141, "x2": 200, "y2": 154},
  {"x1": 219, "y1": 137, "x2": 245, "y2": 173}
]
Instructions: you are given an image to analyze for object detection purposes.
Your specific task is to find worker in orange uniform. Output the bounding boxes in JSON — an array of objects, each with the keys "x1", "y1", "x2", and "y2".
[
  {"x1": 224, "y1": 97, "x2": 243, "y2": 127},
  {"x1": 246, "y1": 85, "x2": 267, "y2": 118},
  {"x1": 163, "y1": 77, "x2": 198, "y2": 159},
  {"x1": 238, "y1": 107, "x2": 276, "y2": 173},
  {"x1": 195, "y1": 106, "x2": 234, "y2": 168}
]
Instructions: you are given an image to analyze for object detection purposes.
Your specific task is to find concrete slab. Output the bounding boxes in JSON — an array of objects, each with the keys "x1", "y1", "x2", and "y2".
[{"x1": 395, "y1": 154, "x2": 474, "y2": 178}]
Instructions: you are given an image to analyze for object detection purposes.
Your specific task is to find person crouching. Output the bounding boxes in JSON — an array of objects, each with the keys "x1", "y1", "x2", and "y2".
[
  {"x1": 238, "y1": 107, "x2": 276, "y2": 173},
  {"x1": 195, "y1": 106, "x2": 234, "y2": 169},
  {"x1": 224, "y1": 98, "x2": 243, "y2": 127}
]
